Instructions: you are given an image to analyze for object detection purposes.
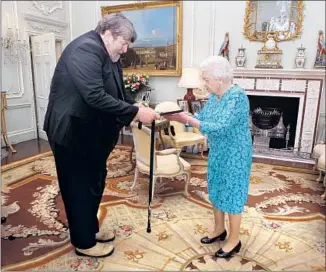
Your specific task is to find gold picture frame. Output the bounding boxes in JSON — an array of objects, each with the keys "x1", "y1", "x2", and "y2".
[
  {"x1": 101, "y1": 1, "x2": 183, "y2": 77},
  {"x1": 177, "y1": 99, "x2": 189, "y2": 113},
  {"x1": 243, "y1": 0, "x2": 305, "y2": 42},
  {"x1": 190, "y1": 100, "x2": 202, "y2": 115}
]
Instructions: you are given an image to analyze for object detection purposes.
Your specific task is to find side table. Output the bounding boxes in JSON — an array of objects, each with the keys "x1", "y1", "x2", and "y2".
[{"x1": 1, "y1": 92, "x2": 16, "y2": 153}]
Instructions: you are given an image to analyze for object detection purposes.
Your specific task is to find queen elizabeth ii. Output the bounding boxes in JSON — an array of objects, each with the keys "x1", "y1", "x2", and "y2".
[{"x1": 164, "y1": 56, "x2": 253, "y2": 258}]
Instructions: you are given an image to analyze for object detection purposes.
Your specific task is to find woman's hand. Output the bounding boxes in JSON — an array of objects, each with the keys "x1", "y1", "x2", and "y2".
[
  {"x1": 163, "y1": 112, "x2": 190, "y2": 124},
  {"x1": 164, "y1": 112, "x2": 200, "y2": 129}
]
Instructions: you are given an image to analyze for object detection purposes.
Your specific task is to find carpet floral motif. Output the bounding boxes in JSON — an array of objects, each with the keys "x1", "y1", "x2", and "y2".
[
  {"x1": 1, "y1": 146, "x2": 325, "y2": 271},
  {"x1": 184, "y1": 255, "x2": 268, "y2": 271}
]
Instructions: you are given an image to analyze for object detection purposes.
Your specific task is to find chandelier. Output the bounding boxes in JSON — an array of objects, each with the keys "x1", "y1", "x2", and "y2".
[{"x1": 1, "y1": 28, "x2": 29, "y2": 64}]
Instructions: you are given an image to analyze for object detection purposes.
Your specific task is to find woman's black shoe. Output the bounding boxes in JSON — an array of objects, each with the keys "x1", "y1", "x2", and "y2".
[
  {"x1": 200, "y1": 230, "x2": 227, "y2": 244},
  {"x1": 215, "y1": 240, "x2": 242, "y2": 258}
]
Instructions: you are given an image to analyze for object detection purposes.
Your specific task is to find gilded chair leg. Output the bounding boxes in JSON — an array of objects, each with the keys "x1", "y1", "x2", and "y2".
[
  {"x1": 131, "y1": 168, "x2": 139, "y2": 191},
  {"x1": 200, "y1": 143, "x2": 205, "y2": 159},
  {"x1": 316, "y1": 171, "x2": 323, "y2": 182},
  {"x1": 313, "y1": 158, "x2": 318, "y2": 171},
  {"x1": 322, "y1": 174, "x2": 326, "y2": 199},
  {"x1": 184, "y1": 171, "x2": 190, "y2": 197}
]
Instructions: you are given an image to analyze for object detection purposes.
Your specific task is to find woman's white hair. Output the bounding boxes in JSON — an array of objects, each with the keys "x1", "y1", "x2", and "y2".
[{"x1": 199, "y1": 56, "x2": 233, "y2": 82}]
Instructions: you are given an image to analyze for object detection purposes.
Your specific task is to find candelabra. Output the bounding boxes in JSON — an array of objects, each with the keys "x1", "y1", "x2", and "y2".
[{"x1": 1, "y1": 28, "x2": 29, "y2": 64}]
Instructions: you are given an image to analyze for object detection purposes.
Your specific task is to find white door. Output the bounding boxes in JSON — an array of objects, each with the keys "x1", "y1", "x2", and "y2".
[{"x1": 31, "y1": 33, "x2": 56, "y2": 140}]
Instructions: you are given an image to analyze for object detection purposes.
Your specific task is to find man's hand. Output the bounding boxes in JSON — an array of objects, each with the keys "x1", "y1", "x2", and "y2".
[
  {"x1": 135, "y1": 106, "x2": 160, "y2": 124},
  {"x1": 133, "y1": 103, "x2": 145, "y2": 108}
]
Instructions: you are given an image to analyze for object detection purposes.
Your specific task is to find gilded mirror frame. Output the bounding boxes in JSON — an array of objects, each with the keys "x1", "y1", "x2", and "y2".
[
  {"x1": 101, "y1": 1, "x2": 183, "y2": 77},
  {"x1": 243, "y1": 0, "x2": 305, "y2": 42}
]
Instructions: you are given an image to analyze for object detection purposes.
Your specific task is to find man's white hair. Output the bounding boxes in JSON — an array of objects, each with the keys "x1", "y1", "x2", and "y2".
[{"x1": 199, "y1": 56, "x2": 233, "y2": 82}]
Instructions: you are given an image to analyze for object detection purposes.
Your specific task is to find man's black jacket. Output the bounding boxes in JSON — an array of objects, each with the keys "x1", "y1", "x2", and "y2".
[{"x1": 44, "y1": 30, "x2": 138, "y2": 147}]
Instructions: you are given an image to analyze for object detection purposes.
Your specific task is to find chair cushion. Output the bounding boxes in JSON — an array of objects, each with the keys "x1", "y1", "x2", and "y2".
[
  {"x1": 172, "y1": 132, "x2": 206, "y2": 146},
  {"x1": 137, "y1": 154, "x2": 190, "y2": 175},
  {"x1": 312, "y1": 144, "x2": 325, "y2": 158},
  {"x1": 159, "y1": 133, "x2": 205, "y2": 148},
  {"x1": 317, "y1": 153, "x2": 325, "y2": 171}
]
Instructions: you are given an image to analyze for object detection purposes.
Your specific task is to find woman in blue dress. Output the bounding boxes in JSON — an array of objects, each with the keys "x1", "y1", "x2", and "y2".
[{"x1": 165, "y1": 56, "x2": 252, "y2": 258}]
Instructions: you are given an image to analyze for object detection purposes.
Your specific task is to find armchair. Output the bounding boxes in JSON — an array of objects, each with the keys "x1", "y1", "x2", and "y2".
[
  {"x1": 317, "y1": 153, "x2": 325, "y2": 199},
  {"x1": 154, "y1": 102, "x2": 207, "y2": 158},
  {"x1": 130, "y1": 122, "x2": 191, "y2": 199},
  {"x1": 312, "y1": 141, "x2": 326, "y2": 199}
]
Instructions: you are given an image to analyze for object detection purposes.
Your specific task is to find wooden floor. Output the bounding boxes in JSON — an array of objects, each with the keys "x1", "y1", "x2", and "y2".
[
  {"x1": 1, "y1": 139, "x2": 51, "y2": 165},
  {"x1": 1, "y1": 135, "x2": 134, "y2": 166}
]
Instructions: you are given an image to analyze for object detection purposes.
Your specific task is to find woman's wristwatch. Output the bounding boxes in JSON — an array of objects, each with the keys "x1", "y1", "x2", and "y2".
[{"x1": 185, "y1": 116, "x2": 191, "y2": 126}]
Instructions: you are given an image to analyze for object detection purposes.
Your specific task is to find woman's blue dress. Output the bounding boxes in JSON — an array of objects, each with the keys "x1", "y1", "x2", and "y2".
[{"x1": 196, "y1": 84, "x2": 253, "y2": 214}]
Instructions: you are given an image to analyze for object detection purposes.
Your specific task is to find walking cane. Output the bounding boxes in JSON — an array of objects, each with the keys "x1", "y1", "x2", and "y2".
[
  {"x1": 137, "y1": 120, "x2": 155, "y2": 233},
  {"x1": 137, "y1": 109, "x2": 182, "y2": 233}
]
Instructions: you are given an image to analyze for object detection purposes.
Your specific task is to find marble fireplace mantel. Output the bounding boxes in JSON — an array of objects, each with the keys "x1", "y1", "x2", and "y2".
[
  {"x1": 233, "y1": 68, "x2": 325, "y2": 154},
  {"x1": 233, "y1": 68, "x2": 325, "y2": 79}
]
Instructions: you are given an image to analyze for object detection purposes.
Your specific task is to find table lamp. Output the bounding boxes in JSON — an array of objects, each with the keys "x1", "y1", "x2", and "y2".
[{"x1": 178, "y1": 68, "x2": 203, "y2": 113}]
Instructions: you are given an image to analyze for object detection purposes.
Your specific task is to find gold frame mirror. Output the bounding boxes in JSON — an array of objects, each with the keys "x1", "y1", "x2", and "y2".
[{"x1": 243, "y1": 0, "x2": 305, "y2": 42}]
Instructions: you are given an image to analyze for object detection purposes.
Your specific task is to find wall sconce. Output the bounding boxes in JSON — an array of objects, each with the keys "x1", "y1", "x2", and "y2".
[{"x1": 1, "y1": 24, "x2": 29, "y2": 65}]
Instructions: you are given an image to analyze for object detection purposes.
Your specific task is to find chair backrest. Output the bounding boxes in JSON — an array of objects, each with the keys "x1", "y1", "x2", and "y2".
[
  {"x1": 154, "y1": 101, "x2": 185, "y2": 137},
  {"x1": 131, "y1": 122, "x2": 157, "y2": 168},
  {"x1": 169, "y1": 121, "x2": 185, "y2": 134}
]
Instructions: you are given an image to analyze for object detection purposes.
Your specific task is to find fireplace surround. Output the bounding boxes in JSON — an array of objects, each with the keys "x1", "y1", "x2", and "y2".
[
  {"x1": 233, "y1": 68, "x2": 325, "y2": 158},
  {"x1": 249, "y1": 95, "x2": 300, "y2": 150}
]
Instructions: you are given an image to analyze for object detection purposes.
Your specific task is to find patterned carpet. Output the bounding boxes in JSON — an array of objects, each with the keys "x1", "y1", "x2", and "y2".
[{"x1": 1, "y1": 145, "x2": 325, "y2": 271}]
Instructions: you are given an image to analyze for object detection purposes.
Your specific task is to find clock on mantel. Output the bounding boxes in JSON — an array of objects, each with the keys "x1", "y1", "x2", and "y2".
[{"x1": 255, "y1": 32, "x2": 283, "y2": 69}]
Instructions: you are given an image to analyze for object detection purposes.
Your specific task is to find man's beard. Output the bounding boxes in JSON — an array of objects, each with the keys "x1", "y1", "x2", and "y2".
[
  {"x1": 104, "y1": 39, "x2": 120, "y2": 62},
  {"x1": 110, "y1": 53, "x2": 120, "y2": 62}
]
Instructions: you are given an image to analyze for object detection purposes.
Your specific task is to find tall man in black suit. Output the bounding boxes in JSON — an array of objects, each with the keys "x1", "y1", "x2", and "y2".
[{"x1": 44, "y1": 13, "x2": 160, "y2": 258}]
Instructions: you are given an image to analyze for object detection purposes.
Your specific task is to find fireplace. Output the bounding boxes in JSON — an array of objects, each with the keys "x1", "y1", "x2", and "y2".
[
  {"x1": 248, "y1": 95, "x2": 300, "y2": 150},
  {"x1": 232, "y1": 68, "x2": 324, "y2": 159}
]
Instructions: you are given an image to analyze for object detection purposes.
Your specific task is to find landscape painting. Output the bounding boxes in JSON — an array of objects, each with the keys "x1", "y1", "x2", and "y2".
[{"x1": 101, "y1": 1, "x2": 182, "y2": 76}]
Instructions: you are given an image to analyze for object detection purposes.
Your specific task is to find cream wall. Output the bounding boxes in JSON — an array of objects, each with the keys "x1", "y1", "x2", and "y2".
[
  {"x1": 1, "y1": 1, "x2": 71, "y2": 145},
  {"x1": 1, "y1": 1, "x2": 324, "y2": 145},
  {"x1": 71, "y1": 1, "x2": 325, "y2": 105}
]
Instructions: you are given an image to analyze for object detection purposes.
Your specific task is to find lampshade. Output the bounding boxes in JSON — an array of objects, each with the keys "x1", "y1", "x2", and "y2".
[{"x1": 178, "y1": 68, "x2": 203, "y2": 89}]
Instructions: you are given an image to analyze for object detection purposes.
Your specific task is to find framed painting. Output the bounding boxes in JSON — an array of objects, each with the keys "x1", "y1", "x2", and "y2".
[
  {"x1": 177, "y1": 99, "x2": 189, "y2": 113},
  {"x1": 200, "y1": 99, "x2": 208, "y2": 108},
  {"x1": 190, "y1": 100, "x2": 202, "y2": 115},
  {"x1": 101, "y1": 1, "x2": 183, "y2": 77}
]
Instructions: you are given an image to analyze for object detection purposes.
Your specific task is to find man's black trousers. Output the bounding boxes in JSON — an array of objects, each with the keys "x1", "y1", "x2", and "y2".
[{"x1": 49, "y1": 137, "x2": 115, "y2": 249}]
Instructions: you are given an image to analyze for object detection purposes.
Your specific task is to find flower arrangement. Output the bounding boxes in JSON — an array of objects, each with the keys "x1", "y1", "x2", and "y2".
[{"x1": 123, "y1": 73, "x2": 149, "y2": 94}]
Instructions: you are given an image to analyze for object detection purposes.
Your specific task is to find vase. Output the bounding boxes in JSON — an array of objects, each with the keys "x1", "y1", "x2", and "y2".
[
  {"x1": 294, "y1": 44, "x2": 306, "y2": 69},
  {"x1": 236, "y1": 56, "x2": 246, "y2": 68},
  {"x1": 183, "y1": 88, "x2": 196, "y2": 113},
  {"x1": 183, "y1": 88, "x2": 196, "y2": 101},
  {"x1": 235, "y1": 46, "x2": 247, "y2": 68},
  {"x1": 295, "y1": 57, "x2": 306, "y2": 69}
]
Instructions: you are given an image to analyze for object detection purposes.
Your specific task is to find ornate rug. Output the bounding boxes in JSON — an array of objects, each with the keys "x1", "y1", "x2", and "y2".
[{"x1": 1, "y1": 145, "x2": 325, "y2": 271}]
